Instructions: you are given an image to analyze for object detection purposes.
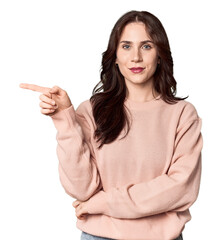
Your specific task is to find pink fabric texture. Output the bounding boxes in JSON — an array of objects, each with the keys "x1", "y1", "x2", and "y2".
[{"x1": 51, "y1": 96, "x2": 203, "y2": 240}]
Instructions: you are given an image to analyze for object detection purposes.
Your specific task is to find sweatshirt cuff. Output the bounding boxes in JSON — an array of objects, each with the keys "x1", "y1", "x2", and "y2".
[
  {"x1": 87, "y1": 190, "x2": 108, "y2": 215},
  {"x1": 50, "y1": 104, "x2": 76, "y2": 131}
]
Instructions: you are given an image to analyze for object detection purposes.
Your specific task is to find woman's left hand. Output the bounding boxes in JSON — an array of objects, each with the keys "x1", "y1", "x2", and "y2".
[{"x1": 72, "y1": 200, "x2": 90, "y2": 220}]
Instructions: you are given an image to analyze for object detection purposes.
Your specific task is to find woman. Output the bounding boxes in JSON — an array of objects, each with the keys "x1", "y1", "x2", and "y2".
[{"x1": 20, "y1": 10, "x2": 203, "y2": 240}]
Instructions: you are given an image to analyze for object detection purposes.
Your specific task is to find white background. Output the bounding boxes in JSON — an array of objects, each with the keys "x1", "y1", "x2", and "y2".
[{"x1": 0, "y1": 0, "x2": 222, "y2": 239}]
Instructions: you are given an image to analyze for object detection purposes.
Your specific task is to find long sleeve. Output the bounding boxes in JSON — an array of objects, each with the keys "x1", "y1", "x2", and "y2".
[
  {"x1": 51, "y1": 103, "x2": 102, "y2": 201},
  {"x1": 86, "y1": 117, "x2": 203, "y2": 219}
]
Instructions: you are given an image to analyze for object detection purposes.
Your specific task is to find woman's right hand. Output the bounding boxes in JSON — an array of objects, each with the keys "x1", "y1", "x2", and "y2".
[{"x1": 19, "y1": 83, "x2": 72, "y2": 116}]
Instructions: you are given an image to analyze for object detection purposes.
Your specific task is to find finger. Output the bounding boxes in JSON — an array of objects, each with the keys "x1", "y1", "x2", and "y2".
[
  {"x1": 76, "y1": 205, "x2": 87, "y2": 217},
  {"x1": 49, "y1": 85, "x2": 65, "y2": 96},
  {"x1": 19, "y1": 83, "x2": 51, "y2": 94},
  {"x1": 40, "y1": 101, "x2": 58, "y2": 109},
  {"x1": 39, "y1": 94, "x2": 56, "y2": 105},
  {"x1": 76, "y1": 212, "x2": 86, "y2": 220},
  {"x1": 77, "y1": 215, "x2": 85, "y2": 220},
  {"x1": 72, "y1": 202, "x2": 76, "y2": 208},
  {"x1": 72, "y1": 201, "x2": 80, "y2": 208},
  {"x1": 74, "y1": 203, "x2": 81, "y2": 210},
  {"x1": 41, "y1": 108, "x2": 56, "y2": 115},
  {"x1": 79, "y1": 213, "x2": 88, "y2": 219}
]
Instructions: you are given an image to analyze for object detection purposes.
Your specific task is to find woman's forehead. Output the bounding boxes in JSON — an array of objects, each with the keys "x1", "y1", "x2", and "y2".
[{"x1": 120, "y1": 22, "x2": 152, "y2": 42}]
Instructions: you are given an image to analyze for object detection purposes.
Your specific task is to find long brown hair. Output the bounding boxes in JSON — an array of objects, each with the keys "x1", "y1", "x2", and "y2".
[{"x1": 89, "y1": 10, "x2": 188, "y2": 149}]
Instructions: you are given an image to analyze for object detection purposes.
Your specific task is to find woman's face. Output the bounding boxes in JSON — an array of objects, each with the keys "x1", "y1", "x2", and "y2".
[{"x1": 116, "y1": 22, "x2": 160, "y2": 88}]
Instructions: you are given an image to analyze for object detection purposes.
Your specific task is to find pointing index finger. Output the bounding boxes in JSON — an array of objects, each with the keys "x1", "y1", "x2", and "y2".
[{"x1": 19, "y1": 83, "x2": 51, "y2": 94}]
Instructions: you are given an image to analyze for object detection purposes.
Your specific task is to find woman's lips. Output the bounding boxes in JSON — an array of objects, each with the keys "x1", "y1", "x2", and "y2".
[{"x1": 129, "y1": 67, "x2": 145, "y2": 73}]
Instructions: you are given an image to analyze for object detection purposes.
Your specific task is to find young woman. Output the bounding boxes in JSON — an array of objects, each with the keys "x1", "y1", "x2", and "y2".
[{"x1": 20, "y1": 10, "x2": 203, "y2": 240}]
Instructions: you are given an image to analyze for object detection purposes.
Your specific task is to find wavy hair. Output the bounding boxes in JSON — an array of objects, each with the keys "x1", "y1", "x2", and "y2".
[{"x1": 89, "y1": 10, "x2": 188, "y2": 149}]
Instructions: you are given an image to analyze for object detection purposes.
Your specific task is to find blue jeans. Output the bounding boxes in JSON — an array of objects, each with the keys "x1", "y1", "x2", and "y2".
[{"x1": 80, "y1": 231, "x2": 183, "y2": 240}]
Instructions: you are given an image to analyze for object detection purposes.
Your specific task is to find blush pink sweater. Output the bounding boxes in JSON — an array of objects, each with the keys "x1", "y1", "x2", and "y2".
[{"x1": 51, "y1": 95, "x2": 203, "y2": 240}]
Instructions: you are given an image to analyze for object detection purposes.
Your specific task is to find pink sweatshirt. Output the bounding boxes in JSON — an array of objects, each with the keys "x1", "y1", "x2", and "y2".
[{"x1": 51, "y1": 95, "x2": 203, "y2": 240}]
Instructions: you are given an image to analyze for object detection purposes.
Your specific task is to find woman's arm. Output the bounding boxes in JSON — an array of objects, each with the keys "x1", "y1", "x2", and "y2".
[
  {"x1": 51, "y1": 103, "x2": 102, "y2": 201},
  {"x1": 86, "y1": 117, "x2": 203, "y2": 219}
]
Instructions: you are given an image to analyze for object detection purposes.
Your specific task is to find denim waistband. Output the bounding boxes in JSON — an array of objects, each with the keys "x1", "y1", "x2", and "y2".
[{"x1": 81, "y1": 231, "x2": 183, "y2": 240}]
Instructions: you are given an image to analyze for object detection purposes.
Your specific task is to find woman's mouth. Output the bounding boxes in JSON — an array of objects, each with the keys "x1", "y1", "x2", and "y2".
[{"x1": 129, "y1": 67, "x2": 145, "y2": 73}]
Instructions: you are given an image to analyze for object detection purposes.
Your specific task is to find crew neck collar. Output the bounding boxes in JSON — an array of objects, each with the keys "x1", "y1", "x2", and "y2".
[{"x1": 124, "y1": 94, "x2": 162, "y2": 110}]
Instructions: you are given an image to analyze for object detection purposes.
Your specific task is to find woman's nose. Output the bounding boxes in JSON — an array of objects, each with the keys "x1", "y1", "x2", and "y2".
[{"x1": 131, "y1": 48, "x2": 143, "y2": 62}]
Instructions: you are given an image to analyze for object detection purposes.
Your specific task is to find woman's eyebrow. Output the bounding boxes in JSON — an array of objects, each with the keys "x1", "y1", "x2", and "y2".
[{"x1": 119, "y1": 40, "x2": 154, "y2": 44}]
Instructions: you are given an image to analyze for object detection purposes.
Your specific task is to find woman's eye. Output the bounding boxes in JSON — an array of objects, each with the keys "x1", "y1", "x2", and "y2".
[
  {"x1": 122, "y1": 44, "x2": 151, "y2": 50},
  {"x1": 122, "y1": 44, "x2": 130, "y2": 49},
  {"x1": 143, "y1": 44, "x2": 151, "y2": 49}
]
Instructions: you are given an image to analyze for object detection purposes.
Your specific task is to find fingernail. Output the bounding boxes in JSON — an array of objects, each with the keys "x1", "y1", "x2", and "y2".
[{"x1": 52, "y1": 101, "x2": 55, "y2": 105}]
